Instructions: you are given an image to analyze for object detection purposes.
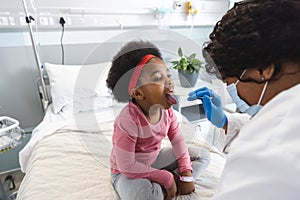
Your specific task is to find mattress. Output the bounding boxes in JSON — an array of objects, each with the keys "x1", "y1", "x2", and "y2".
[{"x1": 17, "y1": 104, "x2": 226, "y2": 200}]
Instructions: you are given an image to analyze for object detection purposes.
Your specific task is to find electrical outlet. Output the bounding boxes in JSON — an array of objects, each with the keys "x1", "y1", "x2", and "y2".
[
  {"x1": 48, "y1": 17, "x2": 54, "y2": 25},
  {"x1": 0, "y1": 17, "x2": 9, "y2": 25},
  {"x1": 66, "y1": 17, "x2": 72, "y2": 25},
  {"x1": 19, "y1": 17, "x2": 26, "y2": 25},
  {"x1": 79, "y1": 17, "x2": 85, "y2": 24},
  {"x1": 39, "y1": 17, "x2": 49, "y2": 25},
  {"x1": 9, "y1": 17, "x2": 15, "y2": 25}
]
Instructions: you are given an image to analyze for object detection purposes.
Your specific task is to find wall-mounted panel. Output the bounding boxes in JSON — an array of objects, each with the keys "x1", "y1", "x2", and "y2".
[{"x1": 0, "y1": 0, "x2": 229, "y2": 30}]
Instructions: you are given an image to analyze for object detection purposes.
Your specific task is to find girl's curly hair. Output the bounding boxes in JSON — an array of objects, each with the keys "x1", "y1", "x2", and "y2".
[
  {"x1": 106, "y1": 40, "x2": 162, "y2": 102},
  {"x1": 204, "y1": 0, "x2": 300, "y2": 80}
]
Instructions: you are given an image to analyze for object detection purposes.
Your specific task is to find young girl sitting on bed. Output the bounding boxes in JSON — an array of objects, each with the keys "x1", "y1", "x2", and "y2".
[{"x1": 106, "y1": 40, "x2": 210, "y2": 200}]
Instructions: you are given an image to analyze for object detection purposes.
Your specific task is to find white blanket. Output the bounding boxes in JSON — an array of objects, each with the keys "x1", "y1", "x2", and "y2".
[
  {"x1": 19, "y1": 103, "x2": 124, "y2": 172},
  {"x1": 18, "y1": 105, "x2": 226, "y2": 200}
]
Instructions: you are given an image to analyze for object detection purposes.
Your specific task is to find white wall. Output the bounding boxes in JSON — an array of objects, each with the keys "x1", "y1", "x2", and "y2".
[
  {"x1": 229, "y1": 0, "x2": 243, "y2": 8},
  {"x1": 0, "y1": 0, "x2": 229, "y2": 29},
  {"x1": 0, "y1": 0, "x2": 230, "y2": 129}
]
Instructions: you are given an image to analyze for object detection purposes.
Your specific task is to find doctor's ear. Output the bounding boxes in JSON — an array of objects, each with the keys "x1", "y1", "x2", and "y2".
[
  {"x1": 130, "y1": 88, "x2": 144, "y2": 100},
  {"x1": 261, "y1": 64, "x2": 275, "y2": 80}
]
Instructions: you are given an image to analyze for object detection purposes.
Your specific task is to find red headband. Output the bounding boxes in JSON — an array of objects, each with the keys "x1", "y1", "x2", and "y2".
[{"x1": 128, "y1": 54, "x2": 157, "y2": 95}]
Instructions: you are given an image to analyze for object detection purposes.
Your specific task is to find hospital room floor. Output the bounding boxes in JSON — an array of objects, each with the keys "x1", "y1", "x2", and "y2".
[{"x1": 0, "y1": 169, "x2": 24, "y2": 200}]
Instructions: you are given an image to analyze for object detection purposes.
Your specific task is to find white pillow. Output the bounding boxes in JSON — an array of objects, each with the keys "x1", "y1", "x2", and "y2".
[
  {"x1": 62, "y1": 96, "x2": 113, "y2": 114},
  {"x1": 45, "y1": 62, "x2": 112, "y2": 113}
]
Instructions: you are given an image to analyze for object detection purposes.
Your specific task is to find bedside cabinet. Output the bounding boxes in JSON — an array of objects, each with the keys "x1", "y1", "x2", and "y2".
[
  {"x1": 173, "y1": 98, "x2": 206, "y2": 124},
  {"x1": 0, "y1": 132, "x2": 31, "y2": 200},
  {"x1": 0, "y1": 133, "x2": 31, "y2": 173}
]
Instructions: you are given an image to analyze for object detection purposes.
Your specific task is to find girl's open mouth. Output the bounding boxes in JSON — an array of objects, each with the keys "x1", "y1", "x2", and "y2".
[{"x1": 165, "y1": 93, "x2": 177, "y2": 105}]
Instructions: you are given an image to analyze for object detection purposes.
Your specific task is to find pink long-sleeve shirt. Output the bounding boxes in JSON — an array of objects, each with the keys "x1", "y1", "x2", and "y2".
[{"x1": 110, "y1": 101, "x2": 192, "y2": 189}]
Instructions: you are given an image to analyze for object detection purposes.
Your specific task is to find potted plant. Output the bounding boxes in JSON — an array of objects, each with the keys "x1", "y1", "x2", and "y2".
[{"x1": 171, "y1": 47, "x2": 204, "y2": 87}]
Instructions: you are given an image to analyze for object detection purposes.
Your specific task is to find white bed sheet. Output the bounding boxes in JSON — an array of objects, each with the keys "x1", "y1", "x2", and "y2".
[
  {"x1": 18, "y1": 103, "x2": 226, "y2": 200},
  {"x1": 19, "y1": 101, "x2": 126, "y2": 172}
]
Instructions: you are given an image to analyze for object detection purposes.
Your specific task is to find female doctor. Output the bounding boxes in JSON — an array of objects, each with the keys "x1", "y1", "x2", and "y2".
[{"x1": 188, "y1": 0, "x2": 300, "y2": 199}]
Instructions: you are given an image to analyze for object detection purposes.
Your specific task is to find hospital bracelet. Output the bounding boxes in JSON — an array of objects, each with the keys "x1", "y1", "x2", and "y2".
[{"x1": 179, "y1": 176, "x2": 194, "y2": 182}]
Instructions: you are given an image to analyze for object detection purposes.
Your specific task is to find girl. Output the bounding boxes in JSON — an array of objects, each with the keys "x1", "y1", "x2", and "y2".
[{"x1": 106, "y1": 40, "x2": 210, "y2": 200}]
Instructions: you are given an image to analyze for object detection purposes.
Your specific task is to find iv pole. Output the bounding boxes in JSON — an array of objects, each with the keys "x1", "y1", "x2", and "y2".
[{"x1": 21, "y1": 0, "x2": 49, "y2": 112}]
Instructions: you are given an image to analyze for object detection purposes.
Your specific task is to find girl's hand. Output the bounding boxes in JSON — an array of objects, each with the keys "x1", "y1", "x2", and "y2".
[
  {"x1": 175, "y1": 171, "x2": 195, "y2": 195},
  {"x1": 165, "y1": 179, "x2": 177, "y2": 200},
  {"x1": 176, "y1": 181, "x2": 195, "y2": 195}
]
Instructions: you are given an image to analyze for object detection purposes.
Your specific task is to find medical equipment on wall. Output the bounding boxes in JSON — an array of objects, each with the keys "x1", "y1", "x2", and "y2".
[
  {"x1": 22, "y1": 0, "x2": 49, "y2": 112},
  {"x1": 186, "y1": 1, "x2": 198, "y2": 35},
  {"x1": 0, "y1": 116, "x2": 24, "y2": 152},
  {"x1": 187, "y1": 1, "x2": 198, "y2": 16}
]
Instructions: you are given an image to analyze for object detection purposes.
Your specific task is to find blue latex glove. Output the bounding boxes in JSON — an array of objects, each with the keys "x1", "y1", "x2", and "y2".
[{"x1": 188, "y1": 87, "x2": 227, "y2": 128}]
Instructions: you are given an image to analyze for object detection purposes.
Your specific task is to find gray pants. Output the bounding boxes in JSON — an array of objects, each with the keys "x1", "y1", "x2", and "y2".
[{"x1": 111, "y1": 147, "x2": 210, "y2": 200}]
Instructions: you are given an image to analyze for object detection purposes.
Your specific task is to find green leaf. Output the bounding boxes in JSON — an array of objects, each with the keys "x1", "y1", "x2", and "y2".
[
  {"x1": 171, "y1": 47, "x2": 204, "y2": 73},
  {"x1": 179, "y1": 57, "x2": 186, "y2": 64},
  {"x1": 192, "y1": 59, "x2": 200, "y2": 63},
  {"x1": 187, "y1": 53, "x2": 196, "y2": 61},
  {"x1": 182, "y1": 63, "x2": 188, "y2": 71},
  {"x1": 173, "y1": 64, "x2": 179, "y2": 70},
  {"x1": 178, "y1": 47, "x2": 183, "y2": 57}
]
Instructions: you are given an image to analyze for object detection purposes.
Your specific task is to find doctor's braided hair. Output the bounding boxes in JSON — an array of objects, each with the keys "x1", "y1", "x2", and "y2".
[
  {"x1": 106, "y1": 40, "x2": 162, "y2": 102},
  {"x1": 204, "y1": 0, "x2": 300, "y2": 80}
]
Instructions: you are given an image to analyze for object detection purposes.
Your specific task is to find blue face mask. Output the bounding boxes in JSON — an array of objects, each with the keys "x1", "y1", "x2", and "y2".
[{"x1": 226, "y1": 79, "x2": 268, "y2": 117}]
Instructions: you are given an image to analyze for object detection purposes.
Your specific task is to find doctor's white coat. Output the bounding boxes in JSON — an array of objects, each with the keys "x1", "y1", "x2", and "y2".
[{"x1": 213, "y1": 83, "x2": 300, "y2": 199}]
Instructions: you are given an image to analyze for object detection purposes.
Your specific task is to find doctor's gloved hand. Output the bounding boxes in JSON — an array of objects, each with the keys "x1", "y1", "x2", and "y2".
[{"x1": 188, "y1": 87, "x2": 227, "y2": 128}]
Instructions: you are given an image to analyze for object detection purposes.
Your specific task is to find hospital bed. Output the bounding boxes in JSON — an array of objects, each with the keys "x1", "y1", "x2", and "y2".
[{"x1": 16, "y1": 61, "x2": 226, "y2": 200}]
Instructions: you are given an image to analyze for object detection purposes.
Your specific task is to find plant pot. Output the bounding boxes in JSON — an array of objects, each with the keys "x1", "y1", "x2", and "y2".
[{"x1": 178, "y1": 69, "x2": 199, "y2": 88}]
